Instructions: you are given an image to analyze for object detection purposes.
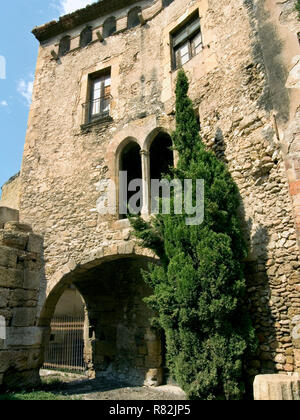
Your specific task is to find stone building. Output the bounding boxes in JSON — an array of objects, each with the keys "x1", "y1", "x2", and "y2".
[{"x1": 1, "y1": 0, "x2": 300, "y2": 389}]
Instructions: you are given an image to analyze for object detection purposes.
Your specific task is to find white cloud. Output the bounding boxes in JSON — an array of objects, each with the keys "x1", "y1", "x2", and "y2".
[
  {"x1": 58, "y1": 0, "x2": 95, "y2": 14},
  {"x1": 17, "y1": 77, "x2": 34, "y2": 106},
  {"x1": 0, "y1": 100, "x2": 8, "y2": 107}
]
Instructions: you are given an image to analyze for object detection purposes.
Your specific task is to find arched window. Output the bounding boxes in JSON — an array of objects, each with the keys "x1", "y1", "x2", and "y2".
[
  {"x1": 149, "y1": 132, "x2": 174, "y2": 214},
  {"x1": 80, "y1": 27, "x2": 92, "y2": 48},
  {"x1": 103, "y1": 17, "x2": 116, "y2": 38},
  {"x1": 119, "y1": 141, "x2": 142, "y2": 217},
  {"x1": 58, "y1": 36, "x2": 71, "y2": 57},
  {"x1": 127, "y1": 7, "x2": 141, "y2": 29},
  {"x1": 150, "y1": 132, "x2": 173, "y2": 181}
]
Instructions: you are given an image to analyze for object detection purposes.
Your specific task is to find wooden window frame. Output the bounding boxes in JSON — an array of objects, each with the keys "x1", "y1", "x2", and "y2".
[
  {"x1": 171, "y1": 14, "x2": 203, "y2": 70},
  {"x1": 86, "y1": 69, "x2": 112, "y2": 124}
]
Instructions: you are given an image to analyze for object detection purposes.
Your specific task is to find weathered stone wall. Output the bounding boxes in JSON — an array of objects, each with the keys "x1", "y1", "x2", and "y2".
[
  {"x1": 0, "y1": 207, "x2": 44, "y2": 389},
  {"x1": 0, "y1": 173, "x2": 21, "y2": 210},
  {"x1": 18, "y1": 0, "x2": 300, "y2": 383}
]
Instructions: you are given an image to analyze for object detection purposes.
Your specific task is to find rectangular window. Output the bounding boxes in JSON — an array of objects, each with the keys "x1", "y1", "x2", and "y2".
[
  {"x1": 88, "y1": 72, "x2": 111, "y2": 122},
  {"x1": 172, "y1": 14, "x2": 203, "y2": 69}
]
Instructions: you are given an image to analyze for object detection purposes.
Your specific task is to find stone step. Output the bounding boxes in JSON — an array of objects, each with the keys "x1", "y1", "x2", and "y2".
[{"x1": 254, "y1": 374, "x2": 300, "y2": 400}]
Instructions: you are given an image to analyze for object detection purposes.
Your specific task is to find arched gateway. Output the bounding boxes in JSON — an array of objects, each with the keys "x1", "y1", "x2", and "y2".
[{"x1": 38, "y1": 244, "x2": 163, "y2": 386}]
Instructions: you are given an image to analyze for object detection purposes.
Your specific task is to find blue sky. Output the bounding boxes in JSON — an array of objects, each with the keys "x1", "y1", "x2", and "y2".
[{"x1": 0, "y1": 0, "x2": 95, "y2": 189}]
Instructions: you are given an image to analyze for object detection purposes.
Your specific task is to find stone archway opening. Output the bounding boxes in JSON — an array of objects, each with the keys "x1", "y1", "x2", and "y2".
[
  {"x1": 42, "y1": 285, "x2": 87, "y2": 373},
  {"x1": 40, "y1": 255, "x2": 163, "y2": 387}
]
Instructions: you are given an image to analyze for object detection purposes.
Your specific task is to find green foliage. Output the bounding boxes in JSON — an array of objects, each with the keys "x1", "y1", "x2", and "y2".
[{"x1": 130, "y1": 70, "x2": 256, "y2": 400}]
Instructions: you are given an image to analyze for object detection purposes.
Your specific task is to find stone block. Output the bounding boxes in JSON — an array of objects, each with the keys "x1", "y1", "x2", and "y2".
[
  {"x1": 0, "y1": 207, "x2": 19, "y2": 229},
  {"x1": 23, "y1": 270, "x2": 40, "y2": 290},
  {"x1": 0, "y1": 351, "x2": 10, "y2": 373},
  {"x1": 12, "y1": 308, "x2": 37, "y2": 327},
  {"x1": 145, "y1": 355, "x2": 162, "y2": 368},
  {"x1": 4, "y1": 222, "x2": 32, "y2": 233},
  {"x1": 0, "y1": 288, "x2": 9, "y2": 308},
  {"x1": 147, "y1": 340, "x2": 161, "y2": 356},
  {"x1": 6, "y1": 327, "x2": 44, "y2": 347},
  {"x1": 27, "y1": 233, "x2": 43, "y2": 254},
  {"x1": 0, "y1": 230, "x2": 28, "y2": 250},
  {"x1": 144, "y1": 368, "x2": 163, "y2": 387},
  {"x1": 254, "y1": 374, "x2": 300, "y2": 400},
  {"x1": 0, "y1": 246, "x2": 18, "y2": 268},
  {"x1": 294, "y1": 349, "x2": 300, "y2": 368},
  {"x1": 0, "y1": 267, "x2": 23, "y2": 288},
  {"x1": 284, "y1": 364, "x2": 294, "y2": 372},
  {"x1": 275, "y1": 354, "x2": 286, "y2": 364},
  {"x1": 9, "y1": 289, "x2": 38, "y2": 308}
]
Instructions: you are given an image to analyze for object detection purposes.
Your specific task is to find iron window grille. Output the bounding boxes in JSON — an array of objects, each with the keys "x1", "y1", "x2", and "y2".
[{"x1": 82, "y1": 95, "x2": 112, "y2": 124}]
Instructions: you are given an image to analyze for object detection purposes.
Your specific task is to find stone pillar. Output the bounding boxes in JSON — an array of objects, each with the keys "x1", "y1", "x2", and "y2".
[
  {"x1": 254, "y1": 374, "x2": 300, "y2": 400},
  {"x1": 0, "y1": 207, "x2": 45, "y2": 390},
  {"x1": 144, "y1": 327, "x2": 163, "y2": 387},
  {"x1": 140, "y1": 150, "x2": 150, "y2": 216}
]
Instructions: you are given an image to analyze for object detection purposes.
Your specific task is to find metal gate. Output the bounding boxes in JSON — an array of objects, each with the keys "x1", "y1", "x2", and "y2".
[{"x1": 43, "y1": 316, "x2": 86, "y2": 373}]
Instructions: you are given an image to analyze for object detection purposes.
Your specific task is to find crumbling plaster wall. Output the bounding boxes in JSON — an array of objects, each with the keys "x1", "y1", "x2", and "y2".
[{"x1": 18, "y1": 0, "x2": 300, "y2": 379}]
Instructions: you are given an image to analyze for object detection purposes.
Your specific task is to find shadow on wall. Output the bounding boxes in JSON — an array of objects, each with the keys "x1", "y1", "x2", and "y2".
[
  {"x1": 211, "y1": 127, "x2": 277, "y2": 397},
  {"x1": 213, "y1": 127, "x2": 228, "y2": 163},
  {"x1": 244, "y1": 0, "x2": 290, "y2": 122}
]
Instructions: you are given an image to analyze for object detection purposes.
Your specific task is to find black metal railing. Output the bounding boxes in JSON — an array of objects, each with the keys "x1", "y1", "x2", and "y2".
[{"x1": 82, "y1": 95, "x2": 112, "y2": 125}]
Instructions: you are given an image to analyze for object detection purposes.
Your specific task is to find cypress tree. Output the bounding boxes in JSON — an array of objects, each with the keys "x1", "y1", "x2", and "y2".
[{"x1": 130, "y1": 70, "x2": 257, "y2": 400}]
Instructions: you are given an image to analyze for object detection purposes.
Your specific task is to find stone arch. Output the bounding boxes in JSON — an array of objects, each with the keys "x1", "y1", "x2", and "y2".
[
  {"x1": 58, "y1": 35, "x2": 71, "y2": 57},
  {"x1": 142, "y1": 127, "x2": 172, "y2": 151},
  {"x1": 128, "y1": 7, "x2": 141, "y2": 29},
  {"x1": 80, "y1": 26, "x2": 92, "y2": 48},
  {"x1": 38, "y1": 244, "x2": 162, "y2": 385},
  {"x1": 103, "y1": 16, "x2": 117, "y2": 38},
  {"x1": 115, "y1": 136, "x2": 141, "y2": 172},
  {"x1": 38, "y1": 243, "x2": 156, "y2": 326}
]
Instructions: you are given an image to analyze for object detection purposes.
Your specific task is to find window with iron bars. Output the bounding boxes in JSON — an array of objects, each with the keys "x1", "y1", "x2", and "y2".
[
  {"x1": 83, "y1": 72, "x2": 112, "y2": 125},
  {"x1": 172, "y1": 13, "x2": 203, "y2": 70}
]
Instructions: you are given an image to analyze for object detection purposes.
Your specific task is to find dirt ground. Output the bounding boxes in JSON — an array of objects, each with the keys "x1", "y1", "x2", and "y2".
[{"x1": 40, "y1": 371, "x2": 187, "y2": 400}]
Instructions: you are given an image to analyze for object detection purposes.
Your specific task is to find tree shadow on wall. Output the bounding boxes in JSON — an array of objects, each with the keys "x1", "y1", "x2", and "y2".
[
  {"x1": 237, "y1": 203, "x2": 278, "y2": 399},
  {"x1": 213, "y1": 127, "x2": 228, "y2": 164},
  {"x1": 212, "y1": 127, "x2": 276, "y2": 399}
]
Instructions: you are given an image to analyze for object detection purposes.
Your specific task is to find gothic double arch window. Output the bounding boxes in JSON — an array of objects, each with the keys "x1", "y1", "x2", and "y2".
[{"x1": 118, "y1": 131, "x2": 174, "y2": 218}]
